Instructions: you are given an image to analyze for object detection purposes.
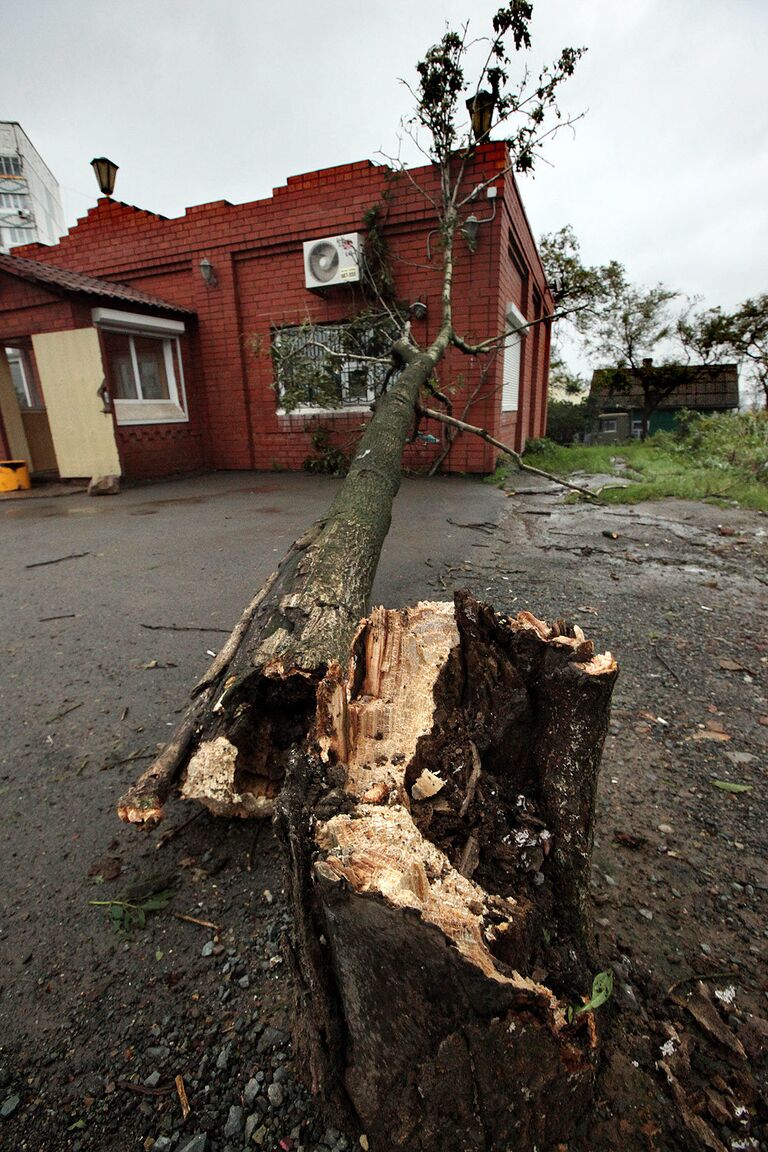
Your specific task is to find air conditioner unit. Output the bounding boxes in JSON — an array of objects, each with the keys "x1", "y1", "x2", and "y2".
[{"x1": 303, "y1": 233, "x2": 360, "y2": 289}]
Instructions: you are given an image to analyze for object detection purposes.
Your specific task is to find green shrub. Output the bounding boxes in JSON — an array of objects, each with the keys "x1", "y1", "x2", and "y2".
[
  {"x1": 303, "y1": 424, "x2": 349, "y2": 476},
  {"x1": 512, "y1": 411, "x2": 767, "y2": 510},
  {"x1": 545, "y1": 397, "x2": 599, "y2": 445}
]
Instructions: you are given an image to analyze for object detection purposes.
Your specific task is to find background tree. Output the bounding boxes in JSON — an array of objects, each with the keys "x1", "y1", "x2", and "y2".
[
  {"x1": 680, "y1": 295, "x2": 768, "y2": 409},
  {"x1": 540, "y1": 228, "x2": 687, "y2": 438}
]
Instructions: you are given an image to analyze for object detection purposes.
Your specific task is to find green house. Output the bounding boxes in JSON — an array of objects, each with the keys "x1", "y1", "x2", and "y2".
[{"x1": 588, "y1": 360, "x2": 739, "y2": 442}]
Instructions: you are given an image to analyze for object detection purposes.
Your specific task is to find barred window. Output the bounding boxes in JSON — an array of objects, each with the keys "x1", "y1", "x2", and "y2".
[
  {"x1": 0, "y1": 156, "x2": 22, "y2": 177},
  {"x1": 272, "y1": 321, "x2": 394, "y2": 412}
]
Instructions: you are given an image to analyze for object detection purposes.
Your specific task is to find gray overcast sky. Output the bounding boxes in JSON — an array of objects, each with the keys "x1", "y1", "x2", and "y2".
[{"x1": 3, "y1": 0, "x2": 766, "y2": 316}]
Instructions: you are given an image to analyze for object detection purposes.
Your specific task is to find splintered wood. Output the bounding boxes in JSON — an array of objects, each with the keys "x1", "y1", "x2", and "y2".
[
  {"x1": 318, "y1": 602, "x2": 459, "y2": 802},
  {"x1": 305, "y1": 595, "x2": 617, "y2": 1151},
  {"x1": 314, "y1": 600, "x2": 612, "y2": 995}
]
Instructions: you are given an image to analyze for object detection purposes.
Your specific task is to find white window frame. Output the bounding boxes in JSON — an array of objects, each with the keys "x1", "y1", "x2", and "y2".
[
  {"x1": 501, "y1": 302, "x2": 527, "y2": 413},
  {"x1": 273, "y1": 322, "x2": 388, "y2": 416},
  {"x1": 92, "y1": 308, "x2": 188, "y2": 426},
  {"x1": 600, "y1": 418, "x2": 618, "y2": 434},
  {"x1": 5, "y1": 346, "x2": 39, "y2": 410}
]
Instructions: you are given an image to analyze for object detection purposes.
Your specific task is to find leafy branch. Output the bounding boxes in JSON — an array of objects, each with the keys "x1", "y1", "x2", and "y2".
[{"x1": 90, "y1": 887, "x2": 175, "y2": 932}]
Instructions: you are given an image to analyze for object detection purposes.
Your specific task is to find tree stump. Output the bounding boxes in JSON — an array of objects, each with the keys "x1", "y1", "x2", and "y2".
[{"x1": 173, "y1": 590, "x2": 616, "y2": 1150}]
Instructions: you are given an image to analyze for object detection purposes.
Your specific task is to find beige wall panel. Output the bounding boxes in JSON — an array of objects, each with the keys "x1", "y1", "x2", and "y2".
[
  {"x1": 32, "y1": 329, "x2": 121, "y2": 478},
  {"x1": 0, "y1": 348, "x2": 31, "y2": 461}
]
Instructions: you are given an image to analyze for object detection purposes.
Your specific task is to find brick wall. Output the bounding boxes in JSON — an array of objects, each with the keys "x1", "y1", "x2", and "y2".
[{"x1": 2, "y1": 144, "x2": 551, "y2": 478}]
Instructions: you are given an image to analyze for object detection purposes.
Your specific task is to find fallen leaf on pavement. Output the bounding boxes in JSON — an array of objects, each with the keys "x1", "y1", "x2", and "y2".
[{"x1": 710, "y1": 780, "x2": 752, "y2": 794}]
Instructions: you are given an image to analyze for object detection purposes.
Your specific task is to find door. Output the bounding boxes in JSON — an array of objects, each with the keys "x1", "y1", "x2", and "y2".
[{"x1": 31, "y1": 328, "x2": 121, "y2": 479}]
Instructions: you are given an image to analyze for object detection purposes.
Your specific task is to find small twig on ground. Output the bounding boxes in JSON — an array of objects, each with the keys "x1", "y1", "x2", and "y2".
[
  {"x1": 117, "y1": 1080, "x2": 175, "y2": 1098},
  {"x1": 506, "y1": 488, "x2": 561, "y2": 496},
  {"x1": 446, "y1": 518, "x2": 496, "y2": 533},
  {"x1": 653, "y1": 645, "x2": 681, "y2": 684},
  {"x1": 140, "y1": 623, "x2": 230, "y2": 634},
  {"x1": 666, "y1": 971, "x2": 740, "y2": 999},
  {"x1": 171, "y1": 913, "x2": 220, "y2": 931},
  {"x1": 45, "y1": 701, "x2": 84, "y2": 723},
  {"x1": 110, "y1": 749, "x2": 154, "y2": 767},
  {"x1": 155, "y1": 807, "x2": 206, "y2": 849},
  {"x1": 520, "y1": 510, "x2": 552, "y2": 516},
  {"x1": 175, "y1": 1075, "x2": 191, "y2": 1120},
  {"x1": 26, "y1": 552, "x2": 90, "y2": 569},
  {"x1": 39, "y1": 613, "x2": 76, "y2": 622}
]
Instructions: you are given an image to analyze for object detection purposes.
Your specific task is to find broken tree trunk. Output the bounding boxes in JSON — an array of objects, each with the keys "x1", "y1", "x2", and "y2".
[
  {"x1": 274, "y1": 590, "x2": 617, "y2": 1151},
  {"x1": 118, "y1": 338, "x2": 440, "y2": 824},
  {"x1": 119, "y1": 333, "x2": 619, "y2": 1149}
]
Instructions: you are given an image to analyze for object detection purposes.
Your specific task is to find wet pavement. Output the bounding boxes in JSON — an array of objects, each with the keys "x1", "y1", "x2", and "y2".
[{"x1": 0, "y1": 469, "x2": 507, "y2": 1041}]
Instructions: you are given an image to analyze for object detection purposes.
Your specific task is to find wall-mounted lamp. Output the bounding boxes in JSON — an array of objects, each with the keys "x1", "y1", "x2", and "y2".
[
  {"x1": 409, "y1": 300, "x2": 427, "y2": 320},
  {"x1": 90, "y1": 156, "x2": 119, "y2": 197},
  {"x1": 199, "y1": 257, "x2": 217, "y2": 287},
  {"x1": 462, "y1": 195, "x2": 498, "y2": 252},
  {"x1": 465, "y1": 91, "x2": 496, "y2": 142},
  {"x1": 462, "y1": 215, "x2": 480, "y2": 251}
]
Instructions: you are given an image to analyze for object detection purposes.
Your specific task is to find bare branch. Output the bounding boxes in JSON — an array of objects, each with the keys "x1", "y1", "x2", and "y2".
[
  {"x1": 452, "y1": 306, "x2": 585, "y2": 357},
  {"x1": 419, "y1": 406, "x2": 602, "y2": 502}
]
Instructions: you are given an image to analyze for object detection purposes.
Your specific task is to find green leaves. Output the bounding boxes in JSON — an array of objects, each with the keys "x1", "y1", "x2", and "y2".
[
  {"x1": 710, "y1": 780, "x2": 752, "y2": 794},
  {"x1": 90, "y1": 887, "x2": 175, "y2": 933},
  {"x1": 567, "y1": 969, "x2": 614, "y2": 1024}
]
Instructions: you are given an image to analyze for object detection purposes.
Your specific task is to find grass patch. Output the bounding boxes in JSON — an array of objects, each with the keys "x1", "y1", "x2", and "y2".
[{"x1": 503, "y1": 412, "x2": 768, "y2": 512}]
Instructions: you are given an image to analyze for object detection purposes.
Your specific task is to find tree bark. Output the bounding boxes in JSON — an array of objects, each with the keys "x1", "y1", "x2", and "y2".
[
  {"x1": 283, "y1": 591, "x2": 617, "y2": 1150},
  {"x1": 118, "y1": 340, "x2": 439, "y2": 825}
]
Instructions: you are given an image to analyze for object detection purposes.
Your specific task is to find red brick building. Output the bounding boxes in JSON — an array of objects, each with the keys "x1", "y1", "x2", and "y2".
[{"x1": 0, "y1": 142, "x2": 552, "y2": 483}]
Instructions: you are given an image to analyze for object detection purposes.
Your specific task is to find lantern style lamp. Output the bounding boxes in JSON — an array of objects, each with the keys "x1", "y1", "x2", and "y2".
[
  {"x1": 199, "y1": 257, "x2": 217, "y2": 287},
  {"x1": 90, "y1": 157, "x2": 119, "y2": 197},
  {"x1": 462, "y1": 215, "x2": 480, "y2": 250},
  {"x1": 465, "y1": 91, "x2": 496, "y2": 142}
]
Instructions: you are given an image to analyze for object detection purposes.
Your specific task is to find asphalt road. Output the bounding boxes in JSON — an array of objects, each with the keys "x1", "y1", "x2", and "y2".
[{"x1": 0, "y1": 470, "x2": 506, "y2": 1044}]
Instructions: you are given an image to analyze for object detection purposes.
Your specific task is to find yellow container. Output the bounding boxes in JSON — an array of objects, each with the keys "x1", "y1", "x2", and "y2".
[{"x1": 0, "y1": 460, "x2": 32, "y2": 492}]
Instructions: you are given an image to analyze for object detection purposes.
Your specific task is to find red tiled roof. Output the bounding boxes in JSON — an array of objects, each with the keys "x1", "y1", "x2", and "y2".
[{"x1": 0, "y1": 253, "x2": 192, "y2": 315}]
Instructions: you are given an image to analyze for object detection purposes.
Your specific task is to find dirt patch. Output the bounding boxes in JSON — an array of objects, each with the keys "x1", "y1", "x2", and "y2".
[{"x1": 0, "y1": 476, "x2": 765, "y2": 1151}]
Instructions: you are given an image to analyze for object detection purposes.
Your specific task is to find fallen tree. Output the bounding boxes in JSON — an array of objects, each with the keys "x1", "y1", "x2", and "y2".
[{"x1": 118, "y1": 10, "x2": 622, "y2": 1148}]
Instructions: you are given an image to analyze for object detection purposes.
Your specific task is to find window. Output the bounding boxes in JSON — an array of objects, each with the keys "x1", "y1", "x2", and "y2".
[
  {"x1": 93, "y1": 308, "x2": 188, "y2": 425},
  {"x1": 8, "y1": 227, "x2": 32, "y2": 244},
  {"x1": 272, "y1": 322, "x2": 394, "y2": 413},
  {"x1": 600, "y1": 418, "x2": 618, "y2": 434},
  {"x1": 0, "y1": 192, "x2": 29, "y2": 210},
  {"x1": 501, "y1": 303, "x2": 527, "y2": 412},
  {"x1": 0, "y1": 156, "x2": 22, "y2": 177},
  {"x1": 5, "y1": 347, "x2": 40, "y2": 410}
]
